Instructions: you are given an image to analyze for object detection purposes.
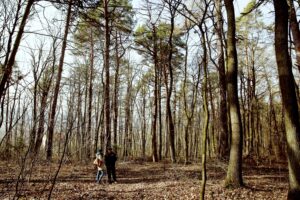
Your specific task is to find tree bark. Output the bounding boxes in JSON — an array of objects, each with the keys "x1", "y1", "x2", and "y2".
[
  {"x1": 151, "y1": 24, "x2": 158, "y2": 162},
  {"x1": 264, "y1": 69, "x2": 283, "y2": 159},
  {"x1": 33, "y1": 96, "x2": 46, "y2": 155},
  {"x1": 289, "y1": 0, "x2": 300, "y2": 72},
  {"x1": 199, "y1": 24, "x2": 209, "y2": 200},
  {"x1": 46, "y1": 0, "x2": 73, "y2": 161},
  {"x1": 166, "y1": 0, "x2": 177, "y2": 163},
  {"x1": 104, "y1": 0, "x2": 111, "y2": 151},
  {"x1": 113, "y1": 32, "x2": 120, "y2": 151},
  {"x1": 224, "y1": 0, "x2": 244, "y2": 187},
  {"x1": 142, "y1": 88, "x2": 147, "y2": 158},
  {"x1": 183, "y1": 27, "x2": 191, "y2": 164},
  {"x1": 215, "y1": 0, "x2": 229, "y2": 159},
  {"x1": 34, "y1": 78, "x2": 53, "y2": 156},
  {"x1": 86, "y1": 29, "x2": 94, "y2": 159},
  {"x1": 123, "y1": 76, "x2": 132, "y2": 158},
  {"x1": 158, "y1": 71, "x2": 163, "y2": 160},
  {"x1": 274, "y1": 0, "x2": 300, "y2": 198},
  {"x1": 76, "y1": 78, "x2": 83, "y2": 159}
]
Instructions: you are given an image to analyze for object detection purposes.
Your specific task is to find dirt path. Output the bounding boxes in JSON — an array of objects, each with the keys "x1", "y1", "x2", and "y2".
[{"x1": 0, "y1": 160, "x2": 288, "y2": 199}]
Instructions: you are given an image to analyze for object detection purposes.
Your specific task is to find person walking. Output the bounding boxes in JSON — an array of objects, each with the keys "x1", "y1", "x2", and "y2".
[
  {"x1": 94, "y1": 150, "x2": 104, "y2": 184},
  {"x1": 104, "y1": 147, "x2": 117, "y2": 184}
]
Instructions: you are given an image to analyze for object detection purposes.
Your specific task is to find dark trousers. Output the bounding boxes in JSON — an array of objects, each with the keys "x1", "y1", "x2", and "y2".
[{"x1": 106, "y1": 165, "x2": 116, "y2": 182}]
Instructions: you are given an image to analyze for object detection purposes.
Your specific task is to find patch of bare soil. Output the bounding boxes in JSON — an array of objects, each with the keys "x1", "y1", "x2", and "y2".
[{"x1": 0, "y1": 160, "x2": 288, "y2": 199}]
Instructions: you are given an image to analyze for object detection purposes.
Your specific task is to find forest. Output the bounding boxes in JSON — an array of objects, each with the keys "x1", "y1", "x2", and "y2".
[{"x1": 0, "y1": 0, "x2": 299, "y2": 199}]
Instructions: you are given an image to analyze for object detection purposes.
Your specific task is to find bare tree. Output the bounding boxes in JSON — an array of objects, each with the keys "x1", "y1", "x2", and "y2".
[
  {"x1": 215, "y1": 0, "x2": 228, "y2": 159},
  {"x1": 224, "y1": 0, "x2": 244, "y2": 187},
  {"x1": 46, "y1": 0, "x2": 73, "y2": 161},
  {"x1": 0, "y1": 0, "x2": 35, "y2": 103},
  {"x1": 103, "y1": 0, "x2": 112, "y2": 151},
  {"x1": 274, "y1": 0, "x2": 300, "y2": 198}
]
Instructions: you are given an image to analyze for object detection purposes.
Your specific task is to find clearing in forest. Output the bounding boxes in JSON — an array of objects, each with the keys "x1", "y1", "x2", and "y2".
[{"x1": 0, "y1": 160, "x2": 288, "y2": 199}]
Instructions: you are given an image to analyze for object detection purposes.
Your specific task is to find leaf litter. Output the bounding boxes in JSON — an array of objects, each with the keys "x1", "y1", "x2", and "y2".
[{"x1": 0, "y1": 160, "x2": 288, "y2": 199}]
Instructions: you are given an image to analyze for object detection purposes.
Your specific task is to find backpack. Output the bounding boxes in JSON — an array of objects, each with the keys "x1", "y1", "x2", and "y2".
[
  {"x1": 93, "y1": 158, "x2": 103, "y2": 167},
  {"x1": 93, "y1": 158, "x2": 98, "y2": 165}
]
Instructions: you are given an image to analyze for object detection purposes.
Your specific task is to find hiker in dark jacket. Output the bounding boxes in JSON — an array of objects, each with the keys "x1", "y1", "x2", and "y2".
[{"x1": 104, "y1": 147, "x2": 117, "y2": 183}]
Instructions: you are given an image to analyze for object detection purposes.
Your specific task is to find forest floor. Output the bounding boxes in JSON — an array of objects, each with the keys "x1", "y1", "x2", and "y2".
[{"x1": 0, "y1": 158, "x2": 288, "y2": 199}]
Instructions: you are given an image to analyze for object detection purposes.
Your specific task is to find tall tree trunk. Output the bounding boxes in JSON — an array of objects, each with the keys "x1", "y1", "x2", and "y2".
[
  {"x1": 104, "y1": 0, "x2": 111, "y2": 151},
  {"x1": 123, "y1": 81, "x2": 131, "y2": 158},
  {"x1": 215, "y1": 0, "x2": 228, "y2": 159},
  {"x1": 97, "y1": 104, "x2": 104, "y2": 151},
  {"x1": 151, "y1": 25, "x2": 158, "y2": 162},
  {"x1": 158, "y1": 72, "x2": 163, "y2": 160},
  {"x1": 166, "y1": 1, "x2": 177, "y2": 163},
  {"x1": 82, "y1": 67, "x2": 88, "y2": 159},
  {"x1": 250, "y1": 49, "x2": 257, "y2": 156},
  {"x1": 58, "y1": 104, "x2": 64, "y2": 156},
  {"x1": 208, "y1": 76, "x2": 217, "y2": 156},
  {"x1": 100, "y1": 94, "x2": 106, "y2": 151},
  {"x1": 200, "y1": 25, "x2": 209, "y2": 200},
  {"x1": 33, "y1": 89, "x2": 50, "y2": 156},
  {"x1": 289, "y1": 0, "x2": 300, "y2": 72},
  {"x1": 94, "y1": 87, "x2": 102, "y2": 154},
  {"x1": 86, "y1": 30, "x2": 94, "y2": 159},
  {"x1": 7, "y1": 83, "x2": 20, "y2": 159},
  {"x1": 183, "y1": 27, "x2": 191, "y2": 164},
  {"x1": 15, "y1": 92, "x2": 21, "y2": 148},
  {"x1": 29, "y1": 63, "x2": 38, "y2": 152},
  {"x1": 239, "y1": 71, "x2": 247, "y2": 154},
  {"x1": 113, "y1": 33, "x2": 120, "y2": 151},
  {"x1": 46, "y1": 0, "x2": 73, "y2": 161},
  {"x1": 264, "y1": 67, "x2": 282, "y2": 159},
  {"x1": 76, "y1": 80, "x2": 82, "y2": 160},
  {"x1": 224, "y1": 0, "x2": 244, "y2": 187},
  {"x1": 183, "y1": 31, "x2": 199, "y2": 164},
  {"x1": 20, "y1": 101, "x2": 26, "y2": 148},
  {"x1": 142, "y1": 89, "x2": 146, "y2": 158},
  {"x1": 274, "y1": 0, "x2": 300, "y2": 198},
  {"x1": 5, "y1": 88, "x2": 11, "y2": 159}
]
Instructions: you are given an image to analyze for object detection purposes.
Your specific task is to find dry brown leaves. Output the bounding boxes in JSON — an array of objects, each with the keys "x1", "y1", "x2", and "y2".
[{"x1": 0, "y1": 160, "x2": 288, "y2": 199}]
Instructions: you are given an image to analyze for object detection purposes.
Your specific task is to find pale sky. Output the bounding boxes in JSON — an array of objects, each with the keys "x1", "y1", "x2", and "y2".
[
  {"x1": 16, "y1": 0, "x2": 270, "y2": 77},
  {"x1": 5, "y1": 0, "x2": 263, "y2": 79}
]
